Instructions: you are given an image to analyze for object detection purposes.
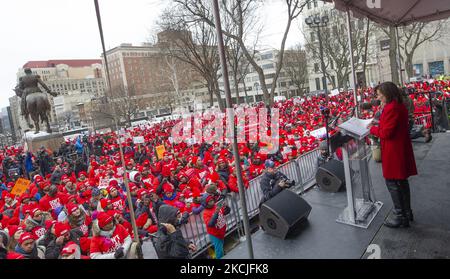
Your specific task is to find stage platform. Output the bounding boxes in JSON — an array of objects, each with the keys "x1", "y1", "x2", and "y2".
[{"x1": 225, "y1": 132, "x2": 450, "y2": 259}]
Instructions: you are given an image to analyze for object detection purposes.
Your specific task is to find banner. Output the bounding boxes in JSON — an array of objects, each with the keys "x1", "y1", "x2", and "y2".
[
  {"x1": 155, "y1": 145, "x2": 166, "y2": 160},
  {"x1": 133, "y1": 136, "x2": 145, "y2": 144},
  {"x1": 11, "y1": 178, "x2": 31, "y2": 196}
]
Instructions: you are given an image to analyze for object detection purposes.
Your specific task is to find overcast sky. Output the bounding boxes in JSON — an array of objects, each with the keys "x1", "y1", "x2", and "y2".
[{"x1": 0, "y1": 0, "x2": 304, "y2": 109}]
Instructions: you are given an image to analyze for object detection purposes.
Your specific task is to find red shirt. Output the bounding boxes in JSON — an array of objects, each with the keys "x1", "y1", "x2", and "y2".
[
  {"x1": 39, "y1": 193, "x2": 68, "y2": 212},
  {"x1": 110, "y1": 196, "x2": 126, "y2": 212},
  {"x1": 90, "y1": 224, "x2": 130, "y2": 255},
  {"x1": 203, "y1": 206, "x2": 227, "y2": 239}
]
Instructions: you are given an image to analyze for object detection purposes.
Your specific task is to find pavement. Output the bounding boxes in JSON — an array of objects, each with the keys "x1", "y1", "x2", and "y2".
[{"x1": 224, "y1": 132, "x2": 450, "y2": 259}]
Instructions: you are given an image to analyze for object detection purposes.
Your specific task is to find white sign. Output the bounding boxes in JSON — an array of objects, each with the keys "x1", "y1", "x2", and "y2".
[
  {"x1": 116, "y1": 167, "x2": 124, "y2": 176},
  {"x1": 310, "y1": 127, "x2": 327, "y2": 139},
  {"x1": 330, "y1": 89, "x2": 340, "y2": 96},
  {"x1": 98, "y1": 178, "x2": 110, "y2": 189},
  {"x1": 133, "y1": 136, "x2": 145, "y2": 144}
]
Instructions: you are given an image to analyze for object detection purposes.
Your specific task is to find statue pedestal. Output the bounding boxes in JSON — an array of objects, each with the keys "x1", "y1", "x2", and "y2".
[{"x1": 23, "y1": 131, "x2": 65, "y2": 153}]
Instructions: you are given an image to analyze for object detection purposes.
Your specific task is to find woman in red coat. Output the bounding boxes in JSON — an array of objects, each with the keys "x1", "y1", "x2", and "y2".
[{"x1": 368, "y1": 82, "x2": 417, "y2": 228}]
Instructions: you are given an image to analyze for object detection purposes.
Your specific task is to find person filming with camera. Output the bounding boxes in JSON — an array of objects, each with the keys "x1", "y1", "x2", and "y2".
[{"x1": 260, "y1": 160, "x2": 295, "y2": 204}]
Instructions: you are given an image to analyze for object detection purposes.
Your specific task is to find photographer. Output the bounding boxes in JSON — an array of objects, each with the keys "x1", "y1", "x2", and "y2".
[
  {"x1": 154, "y1": 204, "x2": 196, "y2": 259},
  {"x1": 317, "y1": 141, "x2": 330, "y2": 168},
  {"x1": 260, "y1": 160, "x2": 294, "y2": 204}
]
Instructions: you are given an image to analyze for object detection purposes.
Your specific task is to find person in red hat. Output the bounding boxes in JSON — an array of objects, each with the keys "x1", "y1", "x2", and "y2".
[
  {"x1": 39, "y1": 184, "x2": 68, "y2": 220},
  {"x1": 161, "y1": 182, "x2": 184, "y2": 209},
  {"x1": 216, "y1": 157, "x2": 231, "y2": 187},
  {"x1": 161, "y1": 152, "x2": 179, "y2": 178},
  {"x1": 248, "y1": 154, "x2": 265, "y2": 179},
  {"x1": 1, "y1": 192, "x2": 18, "y2": 214},
  {"x1": 10, "y1": 232, "x2": 42, "y2": 259},
  {"x1": 202, "y1": 193, "x2": 230, "y2": 259},
  {"x1": 65, "y1": 203, "x2": 92, "y2": 255},
  {"x1": 90, "y1": 212, "x2": 132, "y2": 259},
  {"x1": 24, "y1": 207, "x2": 51, "y2": 240},
  {"x1": 45, "y1": 222, "x2": 82, "y2": 259},
  {"x1": 99, "y1": 198, "x2": 114, "y2": 214},
  {"x1": 60, "y1": 241, "x2": 82, "y2": 259},
  {"x1": 107, "y1": 181, "x2": 126, "y2": 213}
]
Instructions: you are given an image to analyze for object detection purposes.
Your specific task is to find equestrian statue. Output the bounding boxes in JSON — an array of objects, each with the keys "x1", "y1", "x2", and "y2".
[{"x1": 14, "y1": 68, "x2": 58, "y2": 134}]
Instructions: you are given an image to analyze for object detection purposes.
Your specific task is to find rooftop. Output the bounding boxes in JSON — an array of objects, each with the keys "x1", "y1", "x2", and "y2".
[{"x1": 23, "y1": 59, "x2": 102, "y2": 69}]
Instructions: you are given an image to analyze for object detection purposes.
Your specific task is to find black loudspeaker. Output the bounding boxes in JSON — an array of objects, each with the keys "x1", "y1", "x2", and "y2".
[
  {"x1": 260, "y1": 190, "x2": 312, "y2": 239},
  {"x1": 315, "y1": 159, "x2": 345, "y2": 192}
]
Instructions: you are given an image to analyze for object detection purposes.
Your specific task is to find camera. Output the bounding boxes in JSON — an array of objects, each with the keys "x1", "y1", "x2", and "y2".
[{"x1": 279, "y1": 178, "x2": 295, "y2": 188}]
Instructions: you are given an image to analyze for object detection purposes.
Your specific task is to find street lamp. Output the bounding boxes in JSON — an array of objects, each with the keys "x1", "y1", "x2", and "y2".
[
  {"x1": 305, "y1": 14, "x2": 329, "y2": 96},
  {"x1": 305, "y1": 14, "x2": 331, "y2": 154}
]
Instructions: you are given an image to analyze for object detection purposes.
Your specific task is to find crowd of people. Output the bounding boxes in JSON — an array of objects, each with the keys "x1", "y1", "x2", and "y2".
[{"x1": 0, "y1": 80, "x2": 448, "y2": 259}]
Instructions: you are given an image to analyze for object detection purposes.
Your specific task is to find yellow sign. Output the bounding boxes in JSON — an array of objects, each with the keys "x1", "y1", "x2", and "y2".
[
  {"x1": 10, "y1": 178, "x2": 31, "y2": 196},
  {"x1": 155, "y1": 145, "x2": 166, "y2": 160}
]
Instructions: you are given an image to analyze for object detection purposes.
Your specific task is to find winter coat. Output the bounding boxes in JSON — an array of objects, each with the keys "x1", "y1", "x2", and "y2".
[
  {"x1": 259, "y1": 171, "x2": 289, "y2": 203},
  {"x1": 45, "y1": 229, "x2": 83, "y2": 259},
  {"x1": 370, "y1": 100, "x2": 417, "y2": 180},
  {"x1": 153, "y1": 205, "x2": 190, "y2": 259}
]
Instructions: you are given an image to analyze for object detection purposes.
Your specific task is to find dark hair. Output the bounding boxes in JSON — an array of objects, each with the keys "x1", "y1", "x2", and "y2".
[{"x1": 374, "y1": 82, "x2": 403, "y2": 104}]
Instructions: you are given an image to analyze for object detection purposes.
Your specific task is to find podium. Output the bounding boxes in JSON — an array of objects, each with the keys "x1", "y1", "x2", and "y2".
[{"x1": 334, "y1": 118, "x2": 383, "y2": 229}]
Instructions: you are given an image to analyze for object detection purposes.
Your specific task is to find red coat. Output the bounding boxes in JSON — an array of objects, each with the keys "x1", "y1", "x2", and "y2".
[{"x1": 370, "y1": 100, "x2": 417, "y2": 180}]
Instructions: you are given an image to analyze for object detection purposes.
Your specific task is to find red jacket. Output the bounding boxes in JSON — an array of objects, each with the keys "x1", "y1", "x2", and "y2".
[{"x1": 370, "y1": 100, "x2": 417, "y2": 180}]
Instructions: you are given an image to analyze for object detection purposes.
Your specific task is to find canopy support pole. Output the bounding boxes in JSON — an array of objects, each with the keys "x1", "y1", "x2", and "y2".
[
  {"x1": 346, "y1": 8, "x2": 359, "y2": 118},
  {"x1": 395, "y1": 26, "x2": 404, "y2": 85}
]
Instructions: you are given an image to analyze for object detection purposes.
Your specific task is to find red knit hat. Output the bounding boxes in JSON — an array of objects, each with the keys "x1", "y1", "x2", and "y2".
[
  {"x1": 30, "y1": 207, "x2": 41, "y2": 217},
  {"x1": 97, "y1": 212, "x2": 113, "y2": 229},
  {"x1": 163, "y1": 183, "x2": 174, "y2": 193},
  {"x1": 7, "y1": 225, "x2": 19, "y2": 238},
  {"x1": 45, "y1": 220, "x2": 57, "y2": 231},
  {"x1": 100, "y1": 199, "x2": 111, "y2": 210},
  {"x1": 18, "y1": 232, "x2": 35, "y2": 245},
  {"x1": 55, "y1": 222, "x2": 71, "y2": 237},
  {"x1": 66, "y1": 203, "x2": 79, "y2": 215}
]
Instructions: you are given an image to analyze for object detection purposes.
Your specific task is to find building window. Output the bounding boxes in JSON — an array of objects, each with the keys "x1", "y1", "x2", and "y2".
[
  {"x1": 413, "y1": 64, "x2": 423, "y2": 76},
  {"x1": 314, "y1": 0, "x2": 318, "y2": 8},
  {"x1": 314, "y1": 63, "x2": 319, "y2": 73},
  {"x1": 315, "y1": 78, "x2": 321, "y2": 90},
  {"x1": 307, "y1": 1, "x2": 311, "y2": 9},
  {"x1": 358, "y1": 19, "x2": 365, "y2": 30},
  {"x1": 429, "y1": 61, "x2": 444, "y2": 77},
  {"x1": 261, "y1": 53, "x2": 273, "y2": 60},
  {"x1": 262, "y1": 63, "x2": 274, "y2": 70},
  {"x1": 310, "y1": 32, "x2": 315, "y2": 42},
  {"x1": 330, "y1": 60, "x2": 334, "y2": 70}
]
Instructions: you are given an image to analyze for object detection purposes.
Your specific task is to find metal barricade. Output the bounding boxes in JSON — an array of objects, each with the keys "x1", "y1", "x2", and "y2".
[
  {"x1": 414, "y1": 113, "x2": 432, "y2": 129},
  {"x1": 295, "y1": 149, "x2": 320, "y2": 192},
  {"x1": 178, "y1": 149, "x2": 321, "y2": 258}
]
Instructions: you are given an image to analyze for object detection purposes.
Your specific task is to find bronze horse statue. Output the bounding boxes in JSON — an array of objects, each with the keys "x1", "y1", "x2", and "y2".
[{"x1": 14, "y1": 68, "x2": 57, "y2": 134}]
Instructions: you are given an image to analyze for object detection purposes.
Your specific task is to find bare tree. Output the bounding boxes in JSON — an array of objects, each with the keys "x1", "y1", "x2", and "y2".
[
  {"x1": 158, "y1": 8, "x2": 226, "y2": 111},
  {"x1": 108, "y1": 84, "x2": 142, "y2": 127},
  {"x1": 399, "y1": 21, "x2": 447, "y2": 80},
  {"x1": 172, "y1": 0, "x2": 310, "y2": 106},
  {"x1": 283, "y1": 44, "x2": 309, "y2": 96},
  {"x1": 226, "y1": 38, "x2": 254, "y2": 105},
  {"x1": 304, "y1": 10, "x2": 371, "y2": 90},
  {"x1": 378, "y1": 20, "x2": 447, "y2": 84},
  {"x1": 62, "y1": 111, "x2": 73, "y2": 130}
]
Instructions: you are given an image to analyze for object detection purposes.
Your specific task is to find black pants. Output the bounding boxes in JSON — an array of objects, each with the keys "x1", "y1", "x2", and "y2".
[{"x1": 385, "y1": 179, "x2": 412, "y2": 215}]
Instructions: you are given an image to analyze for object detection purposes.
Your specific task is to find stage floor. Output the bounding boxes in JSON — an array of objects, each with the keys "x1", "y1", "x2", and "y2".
[{"x1": 225, "y1": 133, "x2": 450, "y2": 259}]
